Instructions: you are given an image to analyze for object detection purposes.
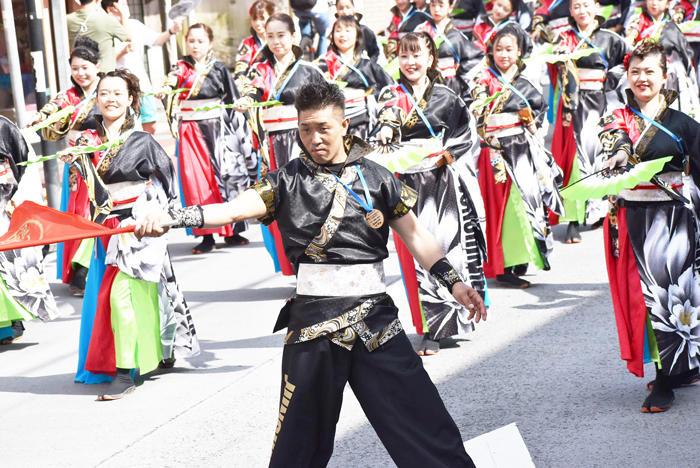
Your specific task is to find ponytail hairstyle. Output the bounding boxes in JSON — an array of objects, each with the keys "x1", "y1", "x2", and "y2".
[
  {"x1": 70, "y1": 36, "x2": 100, "y2": 65},
  {"x1": 98, "y1": 68, "x2": 142, "y2": 116}
]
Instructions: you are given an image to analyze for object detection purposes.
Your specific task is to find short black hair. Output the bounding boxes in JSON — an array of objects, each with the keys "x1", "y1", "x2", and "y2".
[{"x1": 295, "y1": 81, "x2": 345, "y2": 115}]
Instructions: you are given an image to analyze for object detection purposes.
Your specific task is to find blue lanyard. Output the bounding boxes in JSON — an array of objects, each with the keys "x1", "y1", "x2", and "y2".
[
  {"x1": 399, "y1": 83, "x2": 440, "y2": 139},
  {"x1": 75, "y1": 91, "x2": 95, "y2": 110},
  {"x1": 483, "y1": 19, "x2": 514, "y2": 45},
  {"x1": 273, "y1": 61, "x2": 300, "y2": 101},
  {"x1": 572, "y1": 29, "x2": 608, "y2": 73},
  {"x1": 331, "y1": 166, "x2": 374, "y2": 213},
  {"x1": 337, "y1": 54, "x2": 370, "y2": 88},
  {"x1": 627, "y1": 105, "x2": 684, "y2": 152},
  {"x1": 488, "y1": 67, "x2": 531, "y2": 108},
  {"x1": 398, "y1": 9, "x2": 418, "y2": 30},
  {"x1": 429, "y1": 24, "x2": 460, "y2": 64},
  {"x1": 548, "y1": 0, "x2": 565, "y2": 13}
]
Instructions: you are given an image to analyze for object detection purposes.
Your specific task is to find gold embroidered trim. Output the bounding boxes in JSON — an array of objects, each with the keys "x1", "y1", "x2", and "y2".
[{"x1": 251, "y1": 177, "x2": 276, "y2": 225}]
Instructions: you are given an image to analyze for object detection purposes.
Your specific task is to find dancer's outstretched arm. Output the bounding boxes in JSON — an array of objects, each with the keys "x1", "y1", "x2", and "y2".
[
  {"x1": 390, "y1": 211, "x2": 487, "y2": 323},
  {"x1": 136, "y1": 189, "x2": 267, "y2": 238}
]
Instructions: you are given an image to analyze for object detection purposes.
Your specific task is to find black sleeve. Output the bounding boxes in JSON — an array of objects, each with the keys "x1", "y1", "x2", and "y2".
[
  {"x1": 363, "y1": 25, "x2": 381, "y2": 61},
  {"x1": 220, "y1": 63, "x2": 241, "y2": 123},
  {"x1": 134, "y1": 134, "x2": 178, "y2": 201},
  {"x1": 250, "y1": 169, "x2": 281, "y2": 225},
  {"x1": 376, "y1": 165, "x2": 418, "y2": 220}
]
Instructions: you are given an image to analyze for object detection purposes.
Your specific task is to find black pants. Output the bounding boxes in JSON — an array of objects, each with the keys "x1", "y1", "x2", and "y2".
[{"x1": 269, "y1": 331, "x2": 474, "y2": 468}]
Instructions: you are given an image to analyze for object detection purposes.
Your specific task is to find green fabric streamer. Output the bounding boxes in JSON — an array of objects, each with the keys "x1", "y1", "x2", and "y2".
[
  {"x1": 523, "y1": 47, "x2": 597, "y2": 64},
  {"x1": 141, "y1": 87, "x2": 190, "y2": 97},
  {"x1": 18, "y1": 138, "x2": 126, "y2": 166},
  {"x1": 366, "y1": 146, "x2": 433, "y2": 172},
  {"x1": 502, "y1": 184, "x2": 546, "y2": 269},
  {"x1": 330, "y1": 80, "x2": 348, "y2": 89},
  {"x1": 679, "y1": 21, "x2": 700, "y2": 33},
  {"x1": 598, "y1": 4, "x2": 614, "y2": 19},
  {"x1": 451, "y1": 8, "x2": 466, "y2": 15},
  {"x1": 110, "y1": 271, "x2": 162, "y2": 373},
  {"x1": 473, "y1": 91, "x2": 504, "y2": 109},
  {"x1": 561, "y1": 156, "x2": 672, "y2": 201},
  {"x1": 21, "y1": 106, "x2": 75, "y2": 136},
  {"x1": 188, "y1": 100, "x2": 282, "y2": 112},
  {"x1": 384, "y1": 58, "x2": 401, "y2": 80}
]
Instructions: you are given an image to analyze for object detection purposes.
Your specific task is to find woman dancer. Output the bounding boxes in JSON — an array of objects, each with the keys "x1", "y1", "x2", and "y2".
[
  {"x1": 235, "y1": 13, "x2": 326, "y2": 276},
  {"x1": 0, "y1": 116, "x2": 59, "y2": 344},
  {"x1": 600, "y1": 40, "x2": 700, "y2": 412},
  {"x1": 65, "y1": 69, "x2": 199, "y2": 398},
  {"x1": 335, "y1": 0, "x2": 382, "y2": 61},
  {"x1": 316, "y1": 15, "x2": 394, "y2": 138},
  {"x1": 473, "y1": 0, "x2": 519, "y2": 51},
  {"x1": 551, "y1": 0, "x2": 629, "y2": 242},
  {"x1": 375, "y1": 32, "x2": 487, "y2": 355},
  {"x1": 27, "y1": 37, "x2": 102, "y2": 294},
  {"x1": 234, "y1": 0, "x2": 275, "y2": 87},
  {"x1": 472, "y1": 26, "x2": 564, "y2": 288},
  {"x1": 625, "y1": 0, "x2": 699, "y2": 115},
  {"x1": 384, "y1": 0, "x2": 432, "y2": 61},
  {"x1": 158, "y1": 23, "x2": 257, "y2": 254},
  {"x1": 414, "y1": 0, "x2": 486, "y2": 101}
]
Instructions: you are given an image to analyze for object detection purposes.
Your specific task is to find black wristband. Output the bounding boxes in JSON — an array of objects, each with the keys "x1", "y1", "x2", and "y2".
[
  {"x1": 429, "y1": 257, "x2": 463, "y2": 294},
  {"x1": 168, "y1": 28, "x2": 175, "y2": 35},
  {"x1": 168, "y1": 205, "x2": 204, "y2": 229}
]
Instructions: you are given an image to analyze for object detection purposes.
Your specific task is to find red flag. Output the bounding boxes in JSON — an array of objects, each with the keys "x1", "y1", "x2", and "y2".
[{"x1": 0, "y1": 201, "x2": 135, "y2": 252}]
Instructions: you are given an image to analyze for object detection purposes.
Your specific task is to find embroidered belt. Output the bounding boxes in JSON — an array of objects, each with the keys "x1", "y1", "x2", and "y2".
[
  {"x1": 485, "y1": 112, "x2": 524, "y2": 138},
  {"x1": 549, "y1": 17, "x2": 569, "y2": 32},
  {"x1": 452, "y1": 18, "x2": 474, "y2": 32},
  {"x1": 296, "y1": 262, "x2": 386, "y2": 296},
  {"x1": 106, "y1": 180, "x2": 151, "y2": 210},
  {"x1": 618, "y1": 171, "x2": 683, "y2": 202},
  {"x1": 179, "y1": 98, "x2": 223, "y2": 121},
  {"x1": 344, "y1": 87, "x2": 368, "y2": 116},
  {"x1": 578, "y1": 68, "x2": 606, "y2": 90},
  {"x1": 263, "y1": 104, "x2": 298, "y2": 132},
  {"x1": 683, "y1": 24, "x2": 700, "y2": 41},
  {"x1": 438, "y1": 57, "x2": 457, "y2": 79}
]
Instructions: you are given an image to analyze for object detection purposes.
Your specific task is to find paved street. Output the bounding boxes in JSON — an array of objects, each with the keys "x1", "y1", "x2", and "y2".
[{"x1": 2, "y1": 220, "x2": 700, "y2": 467}]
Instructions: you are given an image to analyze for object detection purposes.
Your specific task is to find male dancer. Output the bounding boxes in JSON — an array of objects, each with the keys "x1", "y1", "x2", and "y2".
[{"x1": 137, "y1": 81, "x2": 485, "y2": 467}]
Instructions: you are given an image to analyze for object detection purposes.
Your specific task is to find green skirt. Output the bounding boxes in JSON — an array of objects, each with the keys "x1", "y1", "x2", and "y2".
[
  {"x1": 502, "y1": 184, "x2": 546, "y2": 270},
  {"x1": 0, "y1": 275, "x2": 35, "y2": 323},
  {"x1": 110, "y1": 271, "x2": 162, "y2": 374}
]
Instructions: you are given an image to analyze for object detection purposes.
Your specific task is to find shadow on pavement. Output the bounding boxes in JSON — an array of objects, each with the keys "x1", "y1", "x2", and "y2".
[
  {"x1": 329, "y1": 281, "x2": 700, "y2": 467},
  {"x1": 183, "y1": 287, "x2": 295, "y2": 303}
]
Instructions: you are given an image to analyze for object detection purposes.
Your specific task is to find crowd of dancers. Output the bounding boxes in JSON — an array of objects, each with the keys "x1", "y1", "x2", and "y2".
[{"x1": 2, "y1": 0, "x2": 700, "y2": 462}]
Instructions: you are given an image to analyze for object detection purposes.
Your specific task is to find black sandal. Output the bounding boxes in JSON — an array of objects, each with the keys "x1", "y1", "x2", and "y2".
[
  {"x1": 566, "y1": 222, "x2": 582, "y2": 244},
  {"x1": 496, "y1": 268, "x2": 531, "y2": 289},
  {"x1": 0, "y1": 321, "x2": 24, "y2": 345},
  {"x1": 69, "y1": 266, "x2": 88, "y2": 296},
  {"x1": 223, "y1": 234, "x2": 250, "y2": 246},
  {"x1": 97, "y1": 368, "x2": 136, "y2": 401},
  {"x1": 647, "y1": 368, "x2": 700, "y2": 391},
  {"x1": 192, "y1": 234, "x2": 216, "y2": 255}
]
